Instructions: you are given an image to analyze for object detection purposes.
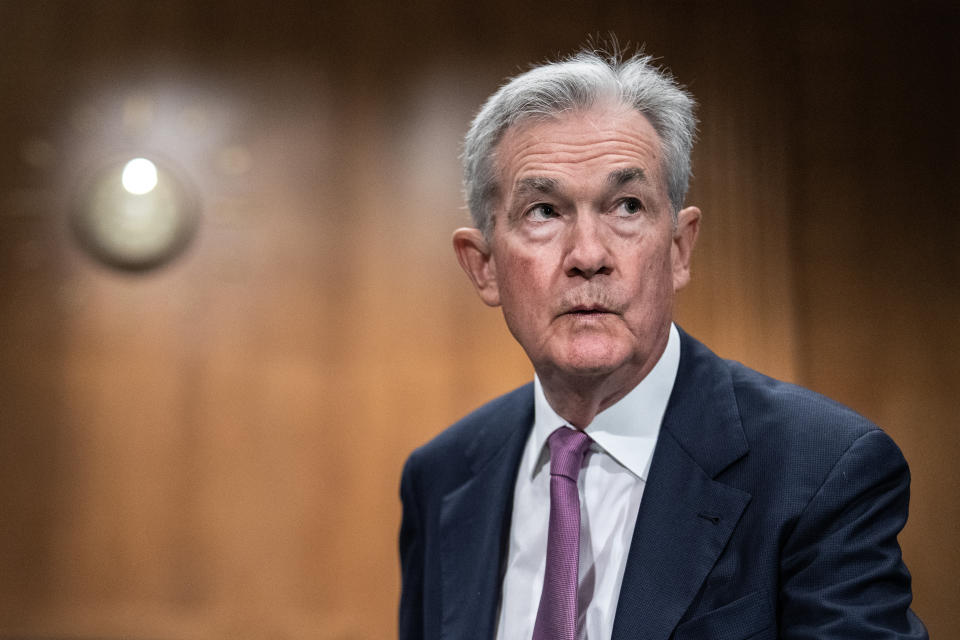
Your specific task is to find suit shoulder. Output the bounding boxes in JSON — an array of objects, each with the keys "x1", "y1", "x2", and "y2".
[
  {"x1": 723, "y1": 358, "x2": 893, "y2": 460},
  {"x1": 706, "y1": 357, "x2": 914, "y2": 533}
]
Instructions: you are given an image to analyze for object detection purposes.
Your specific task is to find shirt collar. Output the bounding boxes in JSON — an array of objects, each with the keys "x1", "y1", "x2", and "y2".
[{"x1": 530, "y1": 322, "x2": 681, "y2": 481}]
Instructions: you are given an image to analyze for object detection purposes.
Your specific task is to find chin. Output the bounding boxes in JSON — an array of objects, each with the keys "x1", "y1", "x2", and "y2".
[{"x1": 552, "y1": 344, "x2": 630, "y2": 378}]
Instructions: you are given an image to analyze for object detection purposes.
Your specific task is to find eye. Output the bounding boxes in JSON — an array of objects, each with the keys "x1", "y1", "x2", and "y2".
[
  {"x1": 615, "y1": 198, "x2": 644, "y2": 217},
  {"x1": 527, "y1": 203, "x2": 559, "y2": 221}
]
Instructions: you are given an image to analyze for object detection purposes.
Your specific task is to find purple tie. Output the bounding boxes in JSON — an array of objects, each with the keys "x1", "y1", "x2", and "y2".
[{"x1": 532, "y1": 427, "x2": 592, "y2": 640}]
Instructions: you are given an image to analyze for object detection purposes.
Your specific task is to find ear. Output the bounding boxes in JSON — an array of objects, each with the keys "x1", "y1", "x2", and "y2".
[
  {"x1": 452, "y1": 227, "x2": 501, "y2": 306},
  {"x1": 671, "y1": 206, "x2": 701, "y2": 291}
]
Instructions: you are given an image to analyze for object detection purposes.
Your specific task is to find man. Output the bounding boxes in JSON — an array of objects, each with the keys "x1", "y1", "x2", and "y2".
[{"x1": 399, "y1": 49, "x2": 926, "y2": 639}]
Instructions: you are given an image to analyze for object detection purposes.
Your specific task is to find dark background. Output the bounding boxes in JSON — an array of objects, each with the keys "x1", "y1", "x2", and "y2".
[{"x1": 1, "y1": 1, "x2": 956, "y2": 637}]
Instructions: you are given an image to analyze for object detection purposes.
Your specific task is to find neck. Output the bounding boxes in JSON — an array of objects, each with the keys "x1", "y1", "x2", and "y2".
[{"x1": 537, "y1": 331, "x2": 670, "y2": 428}]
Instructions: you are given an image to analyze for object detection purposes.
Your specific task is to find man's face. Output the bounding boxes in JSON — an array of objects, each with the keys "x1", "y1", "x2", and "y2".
[{"x1": 455, "y1": 103, "x2": 700, "y2": 386}]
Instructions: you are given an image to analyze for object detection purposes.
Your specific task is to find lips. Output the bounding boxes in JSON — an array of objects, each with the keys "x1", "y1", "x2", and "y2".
[
  {"x1": 563, "y1": 305, "x2": 615, "y2": 316},
  {"x1": 557, "y1": 289, "x2": 622, "y2": 317}
]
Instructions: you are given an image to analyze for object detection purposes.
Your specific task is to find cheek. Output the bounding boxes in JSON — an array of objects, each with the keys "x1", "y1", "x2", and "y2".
[
  {"x1": 496, "y1": 254, "x2": 554, "y2": 332},
  {"x1": 634, "y1": 246, "x2": 677, "y2": 305},
  {"x1": 497, "y1": 248, "x2": 550, "y2": 297}
]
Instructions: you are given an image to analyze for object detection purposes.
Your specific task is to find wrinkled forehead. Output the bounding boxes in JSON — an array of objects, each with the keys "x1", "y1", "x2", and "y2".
[{"x1": 490, "y1": 103, "x2": 667, "y2": 194}]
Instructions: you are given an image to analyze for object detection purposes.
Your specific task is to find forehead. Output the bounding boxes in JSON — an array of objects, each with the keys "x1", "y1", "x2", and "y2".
[{"x1": 493, "y1": 103, "x2": 665, "y2": 193}]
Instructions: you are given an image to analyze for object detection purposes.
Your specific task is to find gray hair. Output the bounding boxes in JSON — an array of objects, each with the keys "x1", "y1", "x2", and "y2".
[{"x1": 462, "y1": 49, "x2": 697, "y2": 236}]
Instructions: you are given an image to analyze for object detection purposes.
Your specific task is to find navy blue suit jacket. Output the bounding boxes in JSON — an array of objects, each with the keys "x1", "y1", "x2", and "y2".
[{"x1": 399, "y1": 330, "x2": 927, "y2": 639}]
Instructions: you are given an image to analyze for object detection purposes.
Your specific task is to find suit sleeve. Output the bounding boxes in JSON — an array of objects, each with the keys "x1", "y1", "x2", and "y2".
[
  {"x1": 399, "y1": 454, "x2": 425, "y2": 640},
  {"x1": 779, "y1": 429, "x2": 927, "y2": 638}
]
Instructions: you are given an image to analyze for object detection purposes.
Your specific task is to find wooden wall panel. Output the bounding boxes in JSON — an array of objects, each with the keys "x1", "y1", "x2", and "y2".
[
  {"x1": 672, "y1": 3, "x2": 800, "y2": 383},
  {"x1": 0, "y1": 1, "x2": 955, "y2": 638},
  {"x1": 785, "y1": 4, "x2": 960, "y2": 633}
]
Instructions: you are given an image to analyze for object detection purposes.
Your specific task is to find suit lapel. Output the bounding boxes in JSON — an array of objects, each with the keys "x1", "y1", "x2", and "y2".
[
  {"x1": 438, "y1": 386, "x2": 534, "y2": 640},
  {"x1": 612, "y1": 331, "x2": 752, "y2": 640}
]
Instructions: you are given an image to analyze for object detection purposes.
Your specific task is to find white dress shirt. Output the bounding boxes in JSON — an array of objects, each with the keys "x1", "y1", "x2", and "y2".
[{"x1": 494, "y1": 323, "x2": 681, "y2": 640}]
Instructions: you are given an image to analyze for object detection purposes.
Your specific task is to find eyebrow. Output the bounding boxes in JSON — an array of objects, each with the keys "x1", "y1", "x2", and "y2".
[
  {"x1": 607, "y1": 167, "x2": 647, "y2": 187},
  {"x1": 513, "y1": 176, "x2": 559, "y2": 199},
  {"x1": 507, "y1": 167, "x2": 648, "y2": 211},
  {"x1": 513, "y1": 168, "x2": 645, "y2": 195}
]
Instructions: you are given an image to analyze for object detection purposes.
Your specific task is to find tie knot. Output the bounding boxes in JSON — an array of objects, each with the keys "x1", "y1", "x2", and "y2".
[{"x1": 547, "y1": 427, "x2": 591, "y2": 481}]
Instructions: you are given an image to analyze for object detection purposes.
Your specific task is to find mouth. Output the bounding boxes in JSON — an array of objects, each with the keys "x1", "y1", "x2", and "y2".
[{"x1": 563, "y1": 305, "x2": 616, "y2": 317}]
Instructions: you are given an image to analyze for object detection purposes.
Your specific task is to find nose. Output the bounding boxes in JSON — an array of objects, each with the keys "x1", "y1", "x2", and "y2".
[{"x1": 563, "y1": 213, "x2": 612, "y2": 279}]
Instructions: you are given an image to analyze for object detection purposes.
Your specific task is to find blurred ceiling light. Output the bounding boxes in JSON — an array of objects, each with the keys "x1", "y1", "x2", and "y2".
[
  {"x1": 121, "y1": 157, "x2": 159, "y2": 194},
  {"x1": 73, "y1": 156, "x2": 199, "y2": 271}
]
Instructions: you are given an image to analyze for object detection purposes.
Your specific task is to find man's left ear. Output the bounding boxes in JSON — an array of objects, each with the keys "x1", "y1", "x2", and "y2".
[{"x1": 672, "y1": 206, "x2": 701, "y2": 291}]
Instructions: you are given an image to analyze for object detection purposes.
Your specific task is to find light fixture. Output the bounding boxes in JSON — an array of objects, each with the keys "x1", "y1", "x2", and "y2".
[
  {"x1": 72, "y1": 156, "x2": 199, "y2": 271},
  {"x1": 121, "y1": 157, "x2": 159, "y2": 195}
]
